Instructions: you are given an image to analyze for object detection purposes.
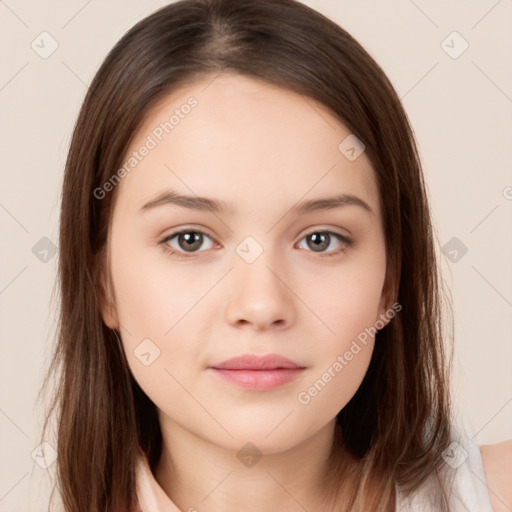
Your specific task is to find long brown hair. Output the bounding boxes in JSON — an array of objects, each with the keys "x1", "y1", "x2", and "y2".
[{"x1": 38, "y1": 0, "x2": 455, "y2": 510}]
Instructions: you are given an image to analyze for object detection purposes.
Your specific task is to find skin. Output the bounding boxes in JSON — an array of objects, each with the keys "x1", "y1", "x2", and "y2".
[
  {"x1": 101, "y1": 72, "x2": 395, "y2": 511},
  {"x1": 480, "y1": 441, "x2": 512, "y2": 512}
]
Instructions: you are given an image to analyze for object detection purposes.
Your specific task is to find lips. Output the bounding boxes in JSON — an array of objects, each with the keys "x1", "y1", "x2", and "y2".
[
  {"x1": 208, "y1": 354, "x2": 306, "y2": 391},
  {"x1": 210, "y1": 353, "x2": 304, "y2": 371}
]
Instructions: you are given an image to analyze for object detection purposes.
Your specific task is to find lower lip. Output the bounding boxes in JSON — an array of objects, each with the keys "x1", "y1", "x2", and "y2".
[{"x1": 209, "y1": 368, "x2": 305, "y2": 390}]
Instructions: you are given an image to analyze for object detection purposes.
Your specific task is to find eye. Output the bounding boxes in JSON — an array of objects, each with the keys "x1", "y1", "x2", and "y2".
[
  {"x1": 159, "y1": 228, "x2": 355, "y2": 259},
  {"x1": 160, "y1": 228, "x2": 216, "y2": 258},
  {"x1": 296, "y1": 230, "x2": 354, "y2": 257}
]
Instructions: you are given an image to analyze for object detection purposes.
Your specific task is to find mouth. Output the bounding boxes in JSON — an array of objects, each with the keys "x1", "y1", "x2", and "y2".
[{"x1": 208, "y1": 353, "x2": 306, "y2": 391}]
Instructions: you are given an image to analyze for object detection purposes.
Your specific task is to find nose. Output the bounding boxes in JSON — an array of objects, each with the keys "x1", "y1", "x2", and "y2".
[{"x1": 225, "y1": 254, "x2": 296, "y2": 331}]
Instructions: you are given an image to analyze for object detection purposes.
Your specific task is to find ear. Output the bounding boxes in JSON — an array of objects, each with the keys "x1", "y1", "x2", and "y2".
[
  {"x1": 376, "y1": 265, "x2": 397, "y2": 328},
  {"x1": 97, "y1": 258, "x2": 119, "y2": 331}
]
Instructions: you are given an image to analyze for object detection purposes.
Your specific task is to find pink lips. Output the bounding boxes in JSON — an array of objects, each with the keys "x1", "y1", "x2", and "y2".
[{"x1": 208, "y1": 354, "x2": 306, "y2": 391}]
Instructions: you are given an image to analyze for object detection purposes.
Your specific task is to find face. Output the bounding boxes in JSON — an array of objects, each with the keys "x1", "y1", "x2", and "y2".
[{"x1": 101, "y1": 72, "x2": 392, "y2": 454}]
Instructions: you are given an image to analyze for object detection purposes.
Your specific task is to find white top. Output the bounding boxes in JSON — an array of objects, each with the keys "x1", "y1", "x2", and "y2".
[
  {"x1": 395, "y1": 424, "x2": 494, "y2": 511},
  {"x1": 135, "y1": 425, "x2": 494, "y2": 511}
]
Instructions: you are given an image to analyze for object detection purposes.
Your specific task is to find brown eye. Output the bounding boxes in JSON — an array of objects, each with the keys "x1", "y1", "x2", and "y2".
[
  {"x1": 297, "y1": 230, "x2": 353, "y2": 255},
  {"x1": 162, "y1": 230, "x2": 215, "y2": 254},
  {"x1": 177, "y1": 232, "x2": 203, "y2": 252}
]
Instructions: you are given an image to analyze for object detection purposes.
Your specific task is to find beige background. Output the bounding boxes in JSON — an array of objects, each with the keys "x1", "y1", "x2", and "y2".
[{"x1": 1, "y1": 0, "x2": 511, "y2": 510}]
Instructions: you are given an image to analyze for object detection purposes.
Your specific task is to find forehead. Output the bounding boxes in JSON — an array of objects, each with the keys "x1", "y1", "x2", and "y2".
[{"x1": 116, "y1": 72, "x2": 380, "y2": 219}]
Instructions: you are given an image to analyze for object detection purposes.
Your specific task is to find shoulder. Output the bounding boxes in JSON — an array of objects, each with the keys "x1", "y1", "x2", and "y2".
[{"x1": 480, "y1": 439, "x2": 512, "y2": 512}]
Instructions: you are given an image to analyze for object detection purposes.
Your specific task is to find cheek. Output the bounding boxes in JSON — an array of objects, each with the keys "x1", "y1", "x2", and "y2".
[
  {"x1": 292, "y1": 255, "x2": 384, "y2": 411},
  {"x1": 112, "y1": 260, "x2": 206, "y2": 416},
  {"x1": 109, "y1": 237, "x2": 210, "y2": 395},
  {"x1": 297, "y1": 342, "x2": 374, "y2": 423},
  {"x1": 110, "y1": 231, "x2": 211, "y2": 339},
  {"x1": 295, "y1": 270, "x2": 381, "y2": 415},
  {"x1": 300, "y1": 257, "x2": 386, "y2": 348}
]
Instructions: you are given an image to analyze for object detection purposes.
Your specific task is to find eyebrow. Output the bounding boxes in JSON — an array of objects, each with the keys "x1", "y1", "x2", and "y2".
[{"x1": 139, "y1": 189, "x2": 374, "y2": 216}]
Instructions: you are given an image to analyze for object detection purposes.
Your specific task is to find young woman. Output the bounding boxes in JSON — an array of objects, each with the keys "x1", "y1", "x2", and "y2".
[{"x1": 39, "y1": 0, "x2": 511, "y2": 511}]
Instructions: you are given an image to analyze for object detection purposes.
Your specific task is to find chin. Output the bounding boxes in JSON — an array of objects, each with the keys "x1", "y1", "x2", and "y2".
[{"x1": 224, "y1": 426, "x2": 306, "y2": 455}]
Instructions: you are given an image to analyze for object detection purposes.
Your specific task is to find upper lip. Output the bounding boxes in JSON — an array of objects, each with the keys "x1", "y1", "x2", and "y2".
[{"x1": 209, "y1": 354, "x2": 305, "y2": 370}]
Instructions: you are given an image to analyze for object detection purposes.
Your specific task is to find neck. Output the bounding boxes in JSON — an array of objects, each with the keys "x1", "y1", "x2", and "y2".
[{"x1": 154, "y1": 418, "x2": 347, "y2": 512}]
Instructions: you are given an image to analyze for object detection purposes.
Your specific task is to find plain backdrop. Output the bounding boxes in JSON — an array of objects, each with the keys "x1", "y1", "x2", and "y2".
[{"x1": 1, "y1": 1, "x2": 511, "y2": 510}]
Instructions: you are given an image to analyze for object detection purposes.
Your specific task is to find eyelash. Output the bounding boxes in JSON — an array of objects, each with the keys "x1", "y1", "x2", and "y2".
[{"x1": 158, "y1": 228, "x2": 355, "y2": 259}]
